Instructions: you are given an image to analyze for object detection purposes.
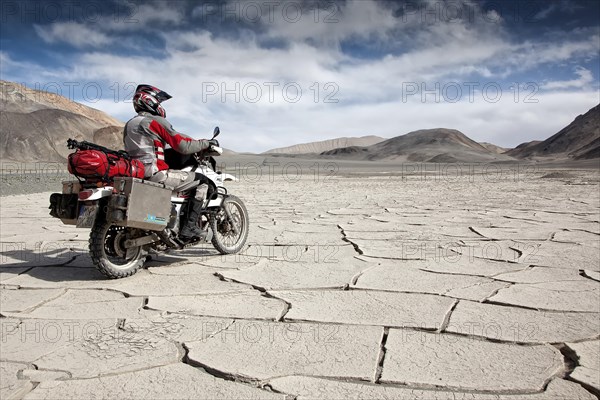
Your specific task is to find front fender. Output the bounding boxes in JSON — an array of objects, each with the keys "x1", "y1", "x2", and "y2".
[
  {"x1": 207, "y1": 195, "x2": 223, "y2": 208},
  {"x1": 221, "y1": 173, "x2": 238, "y2": 182}
]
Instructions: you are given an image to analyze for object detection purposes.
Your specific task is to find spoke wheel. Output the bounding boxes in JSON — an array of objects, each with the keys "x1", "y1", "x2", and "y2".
[
  {"x1": 90, "y1": 220, "x2": 146, "y2": 279},
  {"x1": 211, "y1": 195, "x2": 249, "y2": 254}
]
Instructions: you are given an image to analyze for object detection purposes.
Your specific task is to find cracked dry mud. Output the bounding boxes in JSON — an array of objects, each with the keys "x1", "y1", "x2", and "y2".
[{"x1": 1, "y1": 171, "x2": 599, "y2": 399}]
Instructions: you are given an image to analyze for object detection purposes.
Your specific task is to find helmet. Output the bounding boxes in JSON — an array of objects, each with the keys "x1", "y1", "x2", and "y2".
[{"x1": 133, "y1": 84, "x2": 172, "y2": 118}]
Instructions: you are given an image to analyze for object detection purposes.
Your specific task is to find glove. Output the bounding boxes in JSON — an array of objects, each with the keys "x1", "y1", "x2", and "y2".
[
  {"x1": 198, "y1": 139, "x2": 213, "y2": 151},
  {"x1": 198, "y1": 139, "x2": 219, "y2": 152}
]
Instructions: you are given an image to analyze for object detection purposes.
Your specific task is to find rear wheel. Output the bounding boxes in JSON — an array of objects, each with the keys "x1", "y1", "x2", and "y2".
[
  {"x1": 211, "y1": 195, "x2": 249, "y2": 254},
  {"x1": 89, "y1": 220, "x2": 146, "y2": 279}
]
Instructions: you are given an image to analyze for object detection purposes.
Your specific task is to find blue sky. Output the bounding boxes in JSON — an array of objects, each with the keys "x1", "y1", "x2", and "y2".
[{"x1": 1, "y1": 0, "x2": 599, "y2": 152}]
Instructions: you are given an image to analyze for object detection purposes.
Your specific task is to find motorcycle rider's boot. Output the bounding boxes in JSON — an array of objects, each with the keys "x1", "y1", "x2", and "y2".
[{"x1": 179, "y1": 199, "x2": 205, "y2": 239}]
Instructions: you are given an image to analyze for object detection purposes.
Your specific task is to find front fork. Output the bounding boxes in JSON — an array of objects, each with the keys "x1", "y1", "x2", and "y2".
[
  {"x1": 222, "y1": 204, "x2": 239, "y2": 235},
  {"x1": 211, "y1": 194, "x2": 238, "y2": 236}
]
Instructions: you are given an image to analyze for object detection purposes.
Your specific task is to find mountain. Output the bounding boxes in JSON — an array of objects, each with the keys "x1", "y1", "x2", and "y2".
[
  {"x1": 570, "y1": 137, "x2": 600, "y2": 159},
  {"x1": 0, "y1": 80, "x2": 124, "y2": 162},
  {"x1": 480, "y1": 142, "x2": 509, "y2": 154},
  {"x1": 321, "y1": 128, "x2": 514, "y2": 162},
  {"x1": 503, "y1": 140, "x2": 542, "y2": 157},
  {"x1": 506, "y1": 104, "x2": 600, "y2": 159},
  {"x1": 263, "y1": 135, "x2": 386, "y2": 154}
]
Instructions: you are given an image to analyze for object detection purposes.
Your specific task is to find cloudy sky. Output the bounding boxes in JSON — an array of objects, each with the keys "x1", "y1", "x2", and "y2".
[{"x1": 1, "y1": 0, "x2": 599, "y2": 152}]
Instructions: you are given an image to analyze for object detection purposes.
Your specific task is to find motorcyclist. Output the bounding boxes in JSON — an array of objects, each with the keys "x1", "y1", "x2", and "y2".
[{"x1": 123, "y1": 84, "x2": 216, "y2": 239}]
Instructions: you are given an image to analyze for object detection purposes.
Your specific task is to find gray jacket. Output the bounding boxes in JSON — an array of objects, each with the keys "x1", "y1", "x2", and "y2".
[{"x1": 123, "y1": 112, "x2": 208, "y2": 177}]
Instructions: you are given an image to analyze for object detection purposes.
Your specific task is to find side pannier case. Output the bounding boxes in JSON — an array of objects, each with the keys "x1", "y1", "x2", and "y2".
[{"x1": 109, "y1": 177, "x2": 172, "y2": 231}]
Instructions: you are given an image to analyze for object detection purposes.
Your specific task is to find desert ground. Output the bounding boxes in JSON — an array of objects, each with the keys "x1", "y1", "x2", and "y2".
[{"x1": 1, "y1": 161, "x2": 599, "y2": 399}]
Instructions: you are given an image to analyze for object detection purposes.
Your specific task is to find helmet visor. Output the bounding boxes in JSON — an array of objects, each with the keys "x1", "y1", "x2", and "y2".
[
  {"x1": 155, "y1": 90, "x2": 172, "y2": 103},
  {"x1": 135, "y1": 84, "x2": 172, "y2": 103}
]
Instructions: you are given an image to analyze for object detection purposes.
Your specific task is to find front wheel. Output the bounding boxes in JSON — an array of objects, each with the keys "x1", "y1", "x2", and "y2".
[
  {"x1": 89, "y1": 220, "x2": 146, "y2": 279},
  {"x1": 211, "y1": 195, "x2": 249, "y2": 254}
]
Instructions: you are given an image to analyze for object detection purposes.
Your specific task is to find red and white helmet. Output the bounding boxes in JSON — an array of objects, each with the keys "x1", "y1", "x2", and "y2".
[{"x1": 133, "y1": 84, "x2": 172, "y2": 118}]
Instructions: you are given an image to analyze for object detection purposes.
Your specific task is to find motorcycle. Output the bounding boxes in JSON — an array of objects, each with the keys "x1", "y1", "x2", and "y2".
[{"x1": 49, "y1": 127, "x2": 249, "y2": 279}]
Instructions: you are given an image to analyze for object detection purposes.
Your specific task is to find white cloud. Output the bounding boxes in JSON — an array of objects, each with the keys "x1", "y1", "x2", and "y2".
[
  {"x1": 34, "y1": 22, "x2": 112, "y2": 48},
  {"x1": 79, "y1": 98, "x2": 130, "y2": 124},
  {"x1": 0, "y1": 52, "x2": 66, "y2": 81},
  {"x1": 261, "y1": 0, "x2": 399, "y2": 45},
  {"x1": 7, "y1": 0, "x2": 600, "y2": 152},
  {"x1": 32, "y1": 1, "x2": 186, "y2": 48},
  {"x1": 195, "y1": 88, "x2": 599, "y2": 151},
  {"x1": 534, "y1": 0, "x2": 584, "y2": 20},
  {"x1": 507, "y1": 36, "x2": 600, "y2": 70},
  {"x1": 533, "y1": 4, "x2": 558, "y2": 21},
  {"x1": 543, "y1": 67, "x2": 595, "y2": 90},
  {"x1": 101, "y1": 2, "x2": 185, "y2": 31}
]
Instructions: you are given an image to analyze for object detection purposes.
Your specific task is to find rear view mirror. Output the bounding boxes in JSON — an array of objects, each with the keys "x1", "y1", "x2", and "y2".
[{"x1": 213, "y1": 126, "x2": 220, "y2": 139}]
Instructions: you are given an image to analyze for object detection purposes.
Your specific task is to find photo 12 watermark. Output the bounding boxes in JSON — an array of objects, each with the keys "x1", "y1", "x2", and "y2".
[
  {"x1": 195, "y1": 1, "x2": 340, "y2": 24},
  {"x1": 231, "y1": 242, "x2": 342, "y2": 264},
  {"x1": 396, "y1": 1, "x2": 558, "y2": 24},
  {"x1": 392, "y1": 240, "x2": 539, "y2": 264},
  {"x1": 0, "y1": 241, "x2": 88, "y2": 266},
  {"x1": 1, "y1": 320, "x2": 111, "y2": 344},
  {"x1": 1, "y1": 1, "x2": 557, "y2": 26},
  {"x1": 221, "y1": 161, "x2": 339, "y2": 184},
  {"x1": 1, "y1": 1, "x2": 138, "y2": 24},
  {"x1": 201, "y1": 81, "x2": 339, "y2": 104},
  {"x1": 395, "y1": 321, "x2": 540, "y2": 343},
  {"x1": 197, "y1": 320, "x2": 341, "y2": 344},
  {"x1": 401, "y1": 82, "x2": 539, "y2": 104},
  {"x1": 388, "y1": 163, "x2": 540, "y2": 183},
  {"x1": 1, "y1": 162, "x2": 69, "y2": 183},
  {"x1": 1, "y1": 80, "x2": 341, "y2": 104}
]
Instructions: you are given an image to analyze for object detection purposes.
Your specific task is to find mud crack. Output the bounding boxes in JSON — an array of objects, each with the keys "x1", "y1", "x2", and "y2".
[
  {"x1": 373, "y1": 327, "x2": 389, "y2": 383},
  {"x1": 337, "y1": 225, "x2": 363, "y2": 255}
]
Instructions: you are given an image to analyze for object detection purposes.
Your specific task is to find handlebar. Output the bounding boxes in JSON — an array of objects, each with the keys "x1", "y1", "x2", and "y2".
[
  {"x1": 194, "y1": 145, "x2": 223, "y2": 164},
  {"x1": 210, "y1": 145, "x2": 223, "y2": 155}
]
